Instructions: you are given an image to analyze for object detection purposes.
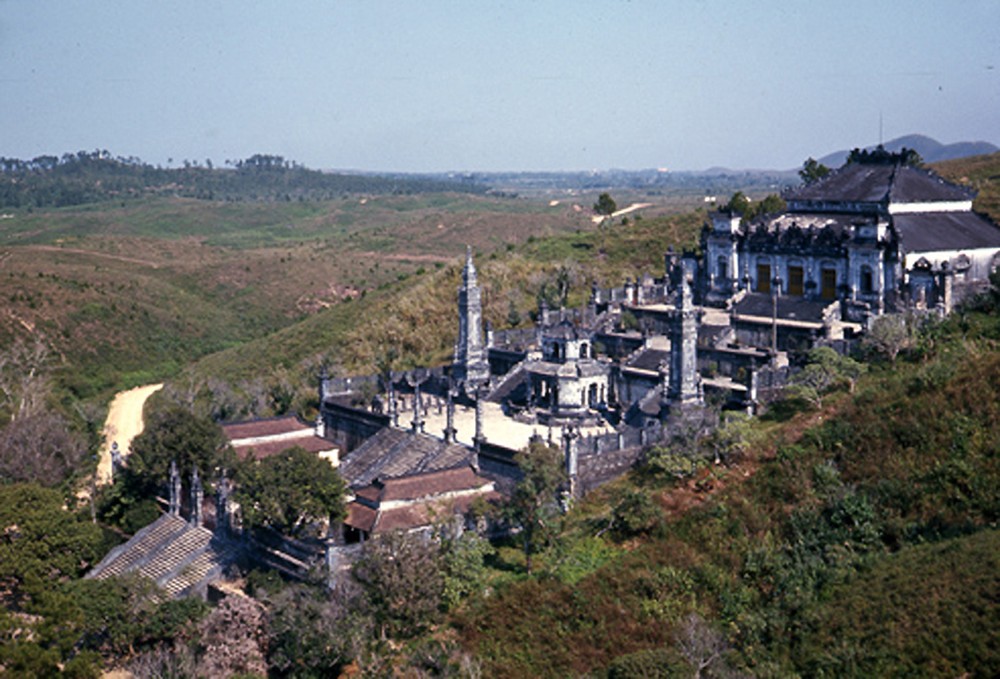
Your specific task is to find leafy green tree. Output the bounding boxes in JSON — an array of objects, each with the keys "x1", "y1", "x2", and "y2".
[
  {"x1": 754, "y1": 193, "x2": 787, "y2": 217},
  {"x1": 724, "y1": 191, "x2": 752, "y2": 217},
  {"x1": 439, "y1": 531, "x2": 495, "y2": 609},
  {"x1": 0, "y1": 483, "x2": 104, "y2": 601},
  {"x1": 128, "y1": 406, "x2": 231, "y2": 484},
  {"x1": 235, "y1": 446, "x2": 346, "y2": 538},
  {"x1": 610, "y1": 488, "x2": 662, "y2": 539},
  {"x1": 786, "y1": 346, "x2": 867, "y2": 408},
  {"x1": 799, "y1": 157, "x2": 831, "y2": 185},
  {"x1": 507, "y1": 441, "x2": 566, "y2": 574},
  {"x1": 593, "y1": 192, "x2": 617, "y2": 216}
]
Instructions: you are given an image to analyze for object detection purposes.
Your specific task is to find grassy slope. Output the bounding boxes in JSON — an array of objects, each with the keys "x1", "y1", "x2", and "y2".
[
  {"x1": 454, "y1": 311, "x2": 1000, "y2": 677},
  {"x1": 933, "y1": 151, "x2": 1000, "y2": 219},
  {"x1": 181, "y1": 208, "x2": 705, "y2": 386},
  {"x1": 0, "y1": 192, "x2": 605, "y2": 397}
]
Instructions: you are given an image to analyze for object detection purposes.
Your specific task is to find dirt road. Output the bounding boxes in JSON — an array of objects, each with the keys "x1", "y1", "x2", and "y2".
[{"x1": 96, "y1": 383, "x2": 164, "y2": 485}]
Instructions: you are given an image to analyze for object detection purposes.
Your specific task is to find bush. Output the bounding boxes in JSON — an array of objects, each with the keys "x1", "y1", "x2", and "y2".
[{"x1": 607, "y1": 647, "x2": 689, "y2": 678}]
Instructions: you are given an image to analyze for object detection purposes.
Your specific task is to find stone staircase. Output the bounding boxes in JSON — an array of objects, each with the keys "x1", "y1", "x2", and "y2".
[
  {"x1": 486, "y1": 359, "x2": 528, "y2": 403},
  {"x1": 87, "y1": 513, "x2": 240, "y2": 599}
]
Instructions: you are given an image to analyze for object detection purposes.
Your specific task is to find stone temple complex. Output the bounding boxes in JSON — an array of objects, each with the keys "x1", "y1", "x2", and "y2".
[{"x1": 92, "y1": 149, "x2": 1000, "y2": 590}]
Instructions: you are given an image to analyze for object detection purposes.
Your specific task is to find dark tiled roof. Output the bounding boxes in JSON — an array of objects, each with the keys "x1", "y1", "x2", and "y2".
[
  {"x1": 733, "y1": 294, "x2": 833, "y2": 322},
  {"x1": 786, "y1": 163, "x2": 971, "y2": 205},
  {"x1": 222, "y1": 416, "x2": 311, "y2": 440},
  {"x1": 86, "y1": 513, "x2": 237, "y2": 599},
  {"x1": 626, "y1": 349, "x2": 669, "y2": 372},
  {"x1": 893, "y1": 212, "x2": 1000, "y2": 253},
  {"x1": 544, "y1": 319, "x2": 588, "y2": 340},
  {"x1": 338, "y1": 428, "x2": 473, "y2": 489}
]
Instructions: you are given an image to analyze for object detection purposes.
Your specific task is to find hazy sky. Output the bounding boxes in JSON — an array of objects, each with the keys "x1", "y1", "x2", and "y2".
[{"x1": 2, "y1": 1, "x2": 997, "y2": 172}]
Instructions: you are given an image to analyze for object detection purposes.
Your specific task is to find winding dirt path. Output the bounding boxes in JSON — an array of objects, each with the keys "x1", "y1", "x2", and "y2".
[{"x1": 96, "y1": 383, "x2": 164, "y2": 486}]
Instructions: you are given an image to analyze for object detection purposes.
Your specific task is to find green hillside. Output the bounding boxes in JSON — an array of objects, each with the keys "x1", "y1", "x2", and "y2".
[{"x1": 454, "y1": 308, "x2": 1000, "y2": 677}]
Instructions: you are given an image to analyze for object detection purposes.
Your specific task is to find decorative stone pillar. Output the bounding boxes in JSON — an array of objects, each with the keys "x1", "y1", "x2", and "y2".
[
  {"x1": 169, "y1": 460, "x2": 181, "y2": 517},
  {"x1": 215, "y1": 471, "x2": 229, "y2": 539},
  {"x1": 190, "y1": 468, "x2": 203, "y2": 528}
]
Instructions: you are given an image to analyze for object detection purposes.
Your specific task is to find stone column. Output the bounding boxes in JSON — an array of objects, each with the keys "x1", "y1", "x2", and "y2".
[
  {"x1": 444, "y1": 382, "x2": 457, "y2": 443},
  {"x1": 190, "y1": 468, "x2": 203, "y2": 528},
  {"x1": 215, "y1": 471, "x2": 229, "y2": 538},
  {"x1": 169, "y1": 460, "x2": 181, "y2": 517}
]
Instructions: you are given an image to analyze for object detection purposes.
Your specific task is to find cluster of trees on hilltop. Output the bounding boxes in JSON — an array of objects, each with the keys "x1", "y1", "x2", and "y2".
[{"x1": 0, "y1": 150, "x2": 488, "y2": 209}]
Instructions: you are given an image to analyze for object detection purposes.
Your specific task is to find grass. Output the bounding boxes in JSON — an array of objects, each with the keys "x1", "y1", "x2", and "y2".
[{"x1": 452, "y1": 309, "x2": 1000, "y2": 677}]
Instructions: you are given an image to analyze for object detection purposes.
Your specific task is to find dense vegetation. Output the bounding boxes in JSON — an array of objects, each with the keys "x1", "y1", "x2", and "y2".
[
  {"x1": 0, "y1": 151, "x2": 486, "y2": 209},
  {"x1": 451, "y1": 305, "x2": 1000, "y2": 677}
]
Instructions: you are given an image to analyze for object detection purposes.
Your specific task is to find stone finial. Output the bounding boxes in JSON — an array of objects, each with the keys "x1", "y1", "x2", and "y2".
[{"x1": 169, "y1": 460, "x2": 182, "y2": 516}]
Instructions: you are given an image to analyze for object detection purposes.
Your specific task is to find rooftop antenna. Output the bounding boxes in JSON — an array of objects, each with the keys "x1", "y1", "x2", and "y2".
[{"x1": 879, "y1": 111, "x2": 884, "y2": 146}]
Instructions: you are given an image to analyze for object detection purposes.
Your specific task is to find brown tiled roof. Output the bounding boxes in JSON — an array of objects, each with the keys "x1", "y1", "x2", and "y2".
[
  {"x1": 345, "y1": 491, "x2": 499, "y2": 534},
  {"x1": 222, "y1": 416, "x2": 312, "y2": 440},
  {"x1": 338, "y1": 428, "x2": 473, "y2": 489},
  {"x1": 234, "y1": 436, "x2": 338, "y2": 461},
  {"x1": 378, "y1": 467, "x2": 491, "y2": 503},
  {"x1": 345, "y1": 504, "x2": 377, "y2": 533}
]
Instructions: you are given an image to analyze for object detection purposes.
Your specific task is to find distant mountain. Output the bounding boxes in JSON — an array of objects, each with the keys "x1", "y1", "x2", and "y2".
[{"x1": 818, "y1": 134, "x2": 998, "y2": 167}]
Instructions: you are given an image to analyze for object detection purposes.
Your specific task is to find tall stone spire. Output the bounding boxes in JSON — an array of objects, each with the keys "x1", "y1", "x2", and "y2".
[
  {"x1": 453, "y1": 246, "x2": 490, "y2": 386},
  {"x1": 667, "y1": 270, "x2": 702, "y2": 407}
]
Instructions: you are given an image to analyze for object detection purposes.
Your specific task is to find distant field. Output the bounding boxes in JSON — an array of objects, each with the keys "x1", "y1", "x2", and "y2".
[{"x1": 1, "y1": 190, "x2": 695, "y2": 399}]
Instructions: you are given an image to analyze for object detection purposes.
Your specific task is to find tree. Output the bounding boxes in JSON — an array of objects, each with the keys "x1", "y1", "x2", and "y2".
[
  {"x1": 0, "y1": 411, "x2": 87, "y2": 486},
  {"x1": 755, "y1": 193, "x2": 787, "y2": 217},
  {"x1": 235, "y1": 446, "x2": 346, "y2": 537},
  {"x1": 265, "y1": 581, "x2": 371, "y2": 677},
  {"x1": 593, "y1": 192, "x2": 617, "y2": 216},
  {"x1": 861, "y1": 313, "x2": 918, "y2": 362},
  {"x1": 195, "y1": 595, "x2": 267, "y2": 678},
  {"x1": 799, "y1": 157, "x2": 831, "y2": 185},
  {"x1": 127, "y1": 406, "x2": 230, "y2": 485},
  {"x1": 723, "y1": 191, "x2": 752, "y2": 217},
  {"x1": 438, "y1": 530, "x2": 494, "y2": 609},
  {"x1": 676, "y1": 613, "x2": 731, "y2": 679},
  {"x1": 0, "y1": 484, "x2": 104, "y2": 601},
  {"x1": 352, "y1": 530, "x2": 444, "y2": 638},
  {"x1": 506, "y1": 441, "x2": 566, "y2": 573},
  {"x1": 0, "y1": 337, "x2": 51, "y2": 422},
  {"x1": 786, "y1": 346, "x2": 867, "y2": 408}
]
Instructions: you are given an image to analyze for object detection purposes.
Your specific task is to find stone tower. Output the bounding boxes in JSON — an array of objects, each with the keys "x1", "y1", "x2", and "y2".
[
  {"x1": 667, "y1": 269, "x2": 702, "y2": 407},
  {"x1": 453, "y1": 246, "x2": 490, "y2": 385}
]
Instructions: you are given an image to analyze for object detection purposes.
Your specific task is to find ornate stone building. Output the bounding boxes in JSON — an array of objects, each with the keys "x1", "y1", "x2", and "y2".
[{"x1": 702, "y1": 151, "x2": 1000, "y2": 319}]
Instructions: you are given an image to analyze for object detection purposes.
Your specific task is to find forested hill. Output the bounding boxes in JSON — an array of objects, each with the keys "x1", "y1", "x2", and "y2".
[{"x1": 0, "y1": 151, "x2": 488, "y2": 209}]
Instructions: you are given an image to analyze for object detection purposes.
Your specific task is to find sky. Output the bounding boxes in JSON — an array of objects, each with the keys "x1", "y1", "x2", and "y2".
[{"x1": 2, "y1": 0, "x2": 998, "y2": 172}]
